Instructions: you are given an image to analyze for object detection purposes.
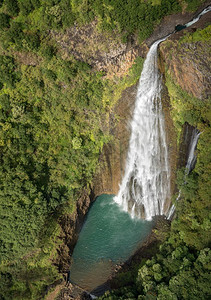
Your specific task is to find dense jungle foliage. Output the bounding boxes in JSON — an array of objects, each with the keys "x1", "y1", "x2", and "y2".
[{"x1": 0, "y1": 0, "x2": 209, "y2": 299}]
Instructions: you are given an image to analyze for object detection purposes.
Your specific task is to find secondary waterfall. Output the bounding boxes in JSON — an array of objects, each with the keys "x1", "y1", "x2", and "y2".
[
  {"x1": 114, "y1": 36, "x2": 170, "y2": 220},
  {"x1": 167, "y1": 129, "x2": 201, "y2": 220},
  {"x1": 114, "y1": 5, "x2": 211, "y2": 221},
  {"x1": 185, "y1": 5, "x2": 211, "y2": 28}
]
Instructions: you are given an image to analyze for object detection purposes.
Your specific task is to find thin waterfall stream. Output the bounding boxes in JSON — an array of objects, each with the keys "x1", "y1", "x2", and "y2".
[{"x1": 167, "y1": 129, "x2": 201, "y2": 220}]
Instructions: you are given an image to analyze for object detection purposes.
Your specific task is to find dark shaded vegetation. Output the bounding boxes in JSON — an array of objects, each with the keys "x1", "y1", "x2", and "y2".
[{"x1": 0, "y1": 0, "x2": 209, "y2": 299}]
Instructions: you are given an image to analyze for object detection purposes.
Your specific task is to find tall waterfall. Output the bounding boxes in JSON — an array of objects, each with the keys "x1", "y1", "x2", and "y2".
[
  {"x1": 114, "y1": 36, "x2": 170, "y2": 221},
  {"x1": 167, "y1": 129, "x2": 201, "y2": 220},
  {"x1": 114, "y1": 5, "x2": 211, "y2": 221}
]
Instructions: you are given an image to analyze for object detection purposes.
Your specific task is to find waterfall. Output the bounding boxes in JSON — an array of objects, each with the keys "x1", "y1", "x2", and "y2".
[
  {"x1": 114, "y1": 5, "x2": 211, "y2": 221},
  {"x1": 185, "y1": 5, "x2": 211, "y2": 28},
  {"x1": 185, "y1": 129, "x2": 201, "y2": 173},
  {"x1": 114, "y1": 35, "x2": 170, "y2": 221},
  {"x1": 167, "y1": 129, "x2": 201, "y2": 220}
]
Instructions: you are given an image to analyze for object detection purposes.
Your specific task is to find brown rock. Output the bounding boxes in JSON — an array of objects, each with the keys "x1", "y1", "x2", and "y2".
[
  {"x1": 92, "y1": 84, "x2": 137, "y2": 196},
  {"x1": 55, "y1": 190, "x2": 92, "y2": 273},
  {"x1": 160, "y1": 9, "x2": 211, "y2": 99},
  {"x1": 51, "y1": 20, "x2": 142, "y2": 79},
  {"x1": 160, "y1": 39, "x2": 211, "y2": 99}
]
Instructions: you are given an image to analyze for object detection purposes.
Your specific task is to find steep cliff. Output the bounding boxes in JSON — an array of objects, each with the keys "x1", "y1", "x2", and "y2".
[
  {"x1": 91, "y1": 2, "x2": 211, "y2": 201},
  {"x1": 160, "y1": 24, "x2": 210, "y2": 100},
  {"x1": 160, "y1": 14, "x2": 211, "y2": 165},
  {"x1": 92, "y1": 84, "x2": 137, "y2": 196}
]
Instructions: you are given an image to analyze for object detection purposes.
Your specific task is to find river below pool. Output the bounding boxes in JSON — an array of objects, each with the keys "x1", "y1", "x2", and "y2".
[{"x1": 69, "y1": 194, "x2": 153, "y2": 292}]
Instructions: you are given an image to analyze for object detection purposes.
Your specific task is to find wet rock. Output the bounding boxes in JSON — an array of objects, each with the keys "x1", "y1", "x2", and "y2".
[
  {"x1": 175, "y1": 24, "x2": 187, "y2": 31},
  {"x1": 56, "y1": 283, "x2": 92, "y2": 300},
  {"x1": 178, "y1": 123, "x2": 197, "y2": 169},
  {"x1": 92, "y1": 84, "x2": 137, "y2": 196}
]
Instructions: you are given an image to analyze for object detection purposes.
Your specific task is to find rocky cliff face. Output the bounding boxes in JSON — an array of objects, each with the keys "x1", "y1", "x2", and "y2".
[
  {"x1": 92, "y1": 84, "x2": 137, "y2": 196},
  {"x1": 55, "y1": 190, "x2": 92, "y2": 273},
  {"x1": 160, "y1": 26, "x2": 211, "y2": 99},
  {"x1": 162, "y1": 40, "x2": 210, "y2": 99},
  {"x1": 51, "y1": 20, "x2": 143, "y2": 80},
  {"x1": 92, "y1": 3, "x2": 211, "y2": 201},
  {"x1": 159, "y1": 8, "x2": 211, "y2": 177}
]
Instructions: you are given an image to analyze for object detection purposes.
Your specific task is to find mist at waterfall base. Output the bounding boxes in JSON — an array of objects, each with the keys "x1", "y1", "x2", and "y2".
[{"x1": 70, "y1": 194, "x2": 153, "y2": 292}]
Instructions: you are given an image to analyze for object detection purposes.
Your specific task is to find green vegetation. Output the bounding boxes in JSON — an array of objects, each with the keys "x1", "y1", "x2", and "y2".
[
  {"x1": 165, "y1": 74, "x2": 211, "y2": 250},
  {"x1": 165, "y1": 73, "x2": 211, "y2": 142},
  {"x1": 100, "y1": 248, "x2": 211, "y2": 300},
  {"x1": 0, "y1": 49, "x2": 113, "y2": 299},
  {"x1": 179, "y1": 25, "x2": 211, "y2": 43},
  {"x1": 0, "y1": 0, "x2": 209, "y2": 299},
  {"x1": 69, "y1": 0, "x2": 181, "y2": 42},
  {"x1": 0, "y1": 0, "x2": 183, "y2": 48},
  {"x1": 184, "y1": 0, "x2": 206, "y2": 12},
  {"x1": 0, "y1": 12, "x2": 10, "y2": 29}
]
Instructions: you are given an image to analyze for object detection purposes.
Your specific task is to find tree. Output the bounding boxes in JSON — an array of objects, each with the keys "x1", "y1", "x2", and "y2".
[
  {"x1": 5, "y1": 0, "x2": 20, "y2": 17},
  {"x1": 0, "y1": 13, "x2": 10, "y2": 29}
]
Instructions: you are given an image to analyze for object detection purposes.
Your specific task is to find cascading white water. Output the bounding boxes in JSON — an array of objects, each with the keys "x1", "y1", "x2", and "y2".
[
  {"x1": 114, "y1": 5, "x2": 211, "y2": 221},
  {"x1": 167, "y1": 129, "x2": 201, "y2": 220},
  {"x1": 114, "y1": 36, "x2": 170, "y2": 221},
  {"x1": 185, "y1": 5, "x2": 211, "y2": 28}
]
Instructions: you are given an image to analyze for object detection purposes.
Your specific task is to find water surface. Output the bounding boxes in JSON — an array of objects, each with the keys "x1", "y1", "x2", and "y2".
[{"x1": 70, "y1": 194, "x2": 153, "y2": 291}]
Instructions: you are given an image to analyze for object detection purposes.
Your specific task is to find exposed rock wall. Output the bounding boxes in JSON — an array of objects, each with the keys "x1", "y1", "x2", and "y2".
[
  {"x1": 159, "y1": 9, "x2": 211, "y2": 178},
  {"x1": 160, "y1": 37, "x2": 211, "y2": 99},
  {"x1": 92, "y1": 84, "x2": 137, "y2": 196},
  {"x1": 177, "y1": 123, "x2": 198, "y2": 169},
  {"x1": 160, "y1": 81, "x2": 178, "y2": 212},
  {"x1": 51, "y1": 21, "x2": 143, "y2": 79},
  {"x1": 159, "y1": 7, "x2": 211, "y2": 99},
  {"x1": 146, "y1": 0, "x2": 211, "y2": 46},
  {"x1": 92, "y1": 2, "x2": 211, "y2": 204},
  {"x1": 55, "y1": 190, "x2": 92, "y2": 273}
]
